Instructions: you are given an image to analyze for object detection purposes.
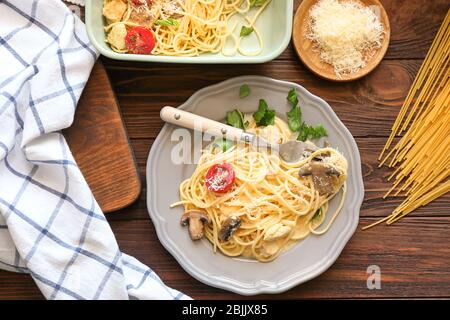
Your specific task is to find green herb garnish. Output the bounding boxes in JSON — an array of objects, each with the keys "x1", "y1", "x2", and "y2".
[
  {"x1": 285, "y1": 88, "x2": 327, "y2": 140},
  {"x1": 212, "y1": 138, "x2": 234, "y2": 152},
  {"x1": 297, "y1": 123, "x2": 328, "y2": 142},
  {"x1": 252, "y1": 99, "x2": 268, "y2": 123},
  {"x1": 154, "y1": 18, "x2": 179, "y2": 27},
  {"x1": 253, "y1": 99, "x2": 275, "y2": 126},
  {"x1": 286, "y1": 89, "x2": 302, "y2": 131},
  {"x1": 226, "y1": 109, "x2": 246, "y2": 129},
  {"x1": 240, "y1": 26, "x2": 254, "y2": 37},
  {"x1": 307, "y1": 124, "x2": 328, "y2": 139},
  {"x1": 286, "y1": 105, "x2": 302, "y2": 132},
  {"x1": 287, "y1": 88, "x2": 299, "y2": 108},
  {"x1": 259, "y1": 109, "x2": 276, "y2": 126},
  {"x1": 239, "y1": 84, "x2": 251, "y2": 98},
  {"x1": 311, "y1": 208, "x2": 322, "y2": 222}
]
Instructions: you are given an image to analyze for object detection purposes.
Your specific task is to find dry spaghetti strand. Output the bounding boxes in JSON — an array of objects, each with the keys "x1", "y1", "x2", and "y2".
[{"x1": 364, "y1": 10, "x2": 450, "y2": 230}]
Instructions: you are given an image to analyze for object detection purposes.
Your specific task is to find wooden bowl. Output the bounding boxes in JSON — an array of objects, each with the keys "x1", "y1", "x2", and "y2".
[{"x1": 292, "y1": 0, "x2": 390, "y2": 82}]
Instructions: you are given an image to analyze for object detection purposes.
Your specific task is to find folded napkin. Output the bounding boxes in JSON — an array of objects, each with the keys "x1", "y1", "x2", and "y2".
[{"x1": 0, "y1": 0, "x2": 189, "y2": 300}]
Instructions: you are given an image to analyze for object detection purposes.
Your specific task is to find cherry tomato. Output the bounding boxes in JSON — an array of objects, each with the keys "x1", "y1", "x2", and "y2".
[
  {"x1": 125, "y1": 26, "x2": 155, "y2": 55},
  {"x1": 205, "y1": 163, "x2": 236, "y2": 193}
]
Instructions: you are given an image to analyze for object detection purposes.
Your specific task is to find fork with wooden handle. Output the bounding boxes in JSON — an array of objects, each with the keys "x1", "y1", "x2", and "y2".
[{"x1": 160, "y1": 106, "x2": 312, "y2": 163}]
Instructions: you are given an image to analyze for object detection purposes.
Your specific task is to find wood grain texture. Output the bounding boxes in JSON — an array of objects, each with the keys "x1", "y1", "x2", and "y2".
[
  {"x1": 292, "y1": 0, "x2": 391, "y2": 81},
  {"x1": 106, "y1": 217, "x2": 450, "y2": 299},
  {"x1": 0, "y1": 0, "x2": 449, "y2": 300},
  {"x1": 1, "y1": 217, "x2": 449, "y2": 299},
  {"x1": 64, "y1": 62, "x2": 141, "y2": 213}
]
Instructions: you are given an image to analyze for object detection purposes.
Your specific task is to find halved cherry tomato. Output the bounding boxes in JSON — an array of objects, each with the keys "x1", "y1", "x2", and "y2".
[
  {"x1": 125, "y1": 26, "x2": 155, "y2": 55},
  {"x1": 205, "y1": 163, "x2": 236, "y2": 193}
]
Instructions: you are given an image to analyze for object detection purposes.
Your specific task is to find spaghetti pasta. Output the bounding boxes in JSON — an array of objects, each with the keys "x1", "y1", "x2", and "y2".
[
  {"x1": 364, "y1": 10, "x2": 450, "y2": 230},
  {"x1": 171, "y1": 117, "x2": 348, "y2": 262},
  {"x1": 102, "y1": 0, "x2": 270, "y2": 56}
]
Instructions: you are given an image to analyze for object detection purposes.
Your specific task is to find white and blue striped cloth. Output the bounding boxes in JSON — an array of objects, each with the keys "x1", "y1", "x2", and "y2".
[{"x1": 0, "y1": 0, "x2": 189, "y2": 300}]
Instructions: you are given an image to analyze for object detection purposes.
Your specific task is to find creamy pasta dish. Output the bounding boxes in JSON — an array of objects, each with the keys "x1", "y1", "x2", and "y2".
[{"x1": 171, "y1": 87, "x2": 348, "y2": 262}]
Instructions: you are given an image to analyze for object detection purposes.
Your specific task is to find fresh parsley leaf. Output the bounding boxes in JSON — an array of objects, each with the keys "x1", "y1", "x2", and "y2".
[
  {"x1": 286, "y1": 88, "x2": 328, "y2": 139},
  {"x1": 297, "y1": 123, "x2": 328, "y2": 141},
  {"x1": 250, "y1": 0, "x2": 268, "y2": 7},
  {"x1": 253, "y1": 99, "x2": 268, "y2": 123},
  {"x1": 287, "y1": 88, "x2": 299, "y2": 108},
  {"x1": 154, "y1": 18, "x2": 179, "y2": 27},
  {"x1": 259, "y1": 109, "x2": 276, "y2": 126},
  {"x1": 286, "y1": 88, "x2": 302, "y2": 131},
  {"x1": 240, "y1": 26, "x2": 254, "y2": 37},
  {"x1": 286, "y1": 104, "x2": 302, "y2": 132},
  {"x1": 297, "y1": 122, "x2": 308, "y2": 141},
  {"x1": 212, "y1": 138, "x2": 234, "y2": 152},
  {"x1": 239, "y1": 84, "x2": 251, "y2": 98},
  {"x1": 308, "y1": 124, "x2": 328, "y2": 139},
  {"x1": 226, "y1": 109, "x2": 245, "y2": 129},
  {"x1": 253, "y1": 99, "x2": 275, "y2": 126}
]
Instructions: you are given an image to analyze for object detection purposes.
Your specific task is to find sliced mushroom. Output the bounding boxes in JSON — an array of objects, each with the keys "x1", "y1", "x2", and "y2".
[
  {"x1": 218, "y1": 216, "x2": 241, "y2": 241},
  {"x1": 299, "y1": 162, "x2": 341, "y2": 176},
  {"x1": 180, "y1": 210, "x2": 210, "y2": 241},
  {"x1": 128, "y1": 0, "x2": 163, "y2": 28},
  {"x1": 162, "y1": 0, "x2": 183, "y2": 18},
  {"x1": 279, "y1": 141, "x2": 331, "y2": 163},
  {"x1": 299, "y1": 162, "x2": 341, "y2": 195},
  {"x1": 279, "y1": 141, "x2": 318, "y2": 163},
  {"x1": 129, "y1": 9, "x2": 155, "y2": 28}
]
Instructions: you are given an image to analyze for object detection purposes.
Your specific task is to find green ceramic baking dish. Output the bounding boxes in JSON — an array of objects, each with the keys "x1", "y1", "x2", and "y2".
[{"x1": 85, "y1": 0, "x2": 293, "y2": 63}]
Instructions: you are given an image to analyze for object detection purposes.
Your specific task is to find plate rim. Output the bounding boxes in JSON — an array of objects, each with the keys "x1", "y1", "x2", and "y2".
[{"x1": 146, "y1": 76, "x2": 364, "y2": 295}]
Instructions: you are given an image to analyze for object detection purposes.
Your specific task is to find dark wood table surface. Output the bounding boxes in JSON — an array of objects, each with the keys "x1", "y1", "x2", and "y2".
[{"x1": 1, "y1": 0, "x2": 449, "y2": 299}]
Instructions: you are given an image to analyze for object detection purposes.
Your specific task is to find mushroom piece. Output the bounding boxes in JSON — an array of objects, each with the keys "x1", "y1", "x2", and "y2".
[
  {"x1": 279, "y1": 141, "x2": 318, "y2": 163},
  {"x1": 128, "y1": 0, "x2": 160, "y2": 28},
  {"x1": 180, "y1": 210, "x2": 210, "y2": 241},
  {"x1": 162, "y1": 0, "x2": 184, "y2": 18},
  {"x1": 218, "y1": 216, "x2": 241, "y2": 241},
  {"x1": 279, "y1": 141, "x2": 330, "y2": 163},
  {"x1": 129, "y1": 10, "x2": 155, "y2": 28},
  {"x1": 299, "y1": 162, "x2": 341, "y2": 195}
]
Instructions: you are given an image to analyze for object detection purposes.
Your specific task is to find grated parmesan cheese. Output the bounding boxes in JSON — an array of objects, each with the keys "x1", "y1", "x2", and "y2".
[{"x1": 307, "y1": 0, "x2": 384, "y2": 77}]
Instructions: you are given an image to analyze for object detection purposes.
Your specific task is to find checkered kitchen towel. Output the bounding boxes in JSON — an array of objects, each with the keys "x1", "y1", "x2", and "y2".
[{"x1": 0, "y1": 0, "x2": 189, "y2": 300}]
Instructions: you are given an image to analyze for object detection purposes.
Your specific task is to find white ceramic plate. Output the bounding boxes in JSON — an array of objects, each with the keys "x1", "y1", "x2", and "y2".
[{"x1": 146, "y1": 76, "x2": 364, "y2": 295}]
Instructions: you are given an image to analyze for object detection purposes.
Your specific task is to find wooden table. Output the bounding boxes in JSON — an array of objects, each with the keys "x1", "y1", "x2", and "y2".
[{"x1": 1, "y1": 0, "x2": 449, "y2": 299}]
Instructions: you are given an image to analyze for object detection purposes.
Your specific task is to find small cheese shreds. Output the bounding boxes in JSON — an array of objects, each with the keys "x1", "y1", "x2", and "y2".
[{"x1": 307, "y1": 0, "x2": 384, "y2": 77}]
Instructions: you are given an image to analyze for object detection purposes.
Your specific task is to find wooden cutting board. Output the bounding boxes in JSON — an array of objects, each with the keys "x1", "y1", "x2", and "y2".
[{"x1": 63, "y1": 62, "x2": 141, "y2": 213}]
